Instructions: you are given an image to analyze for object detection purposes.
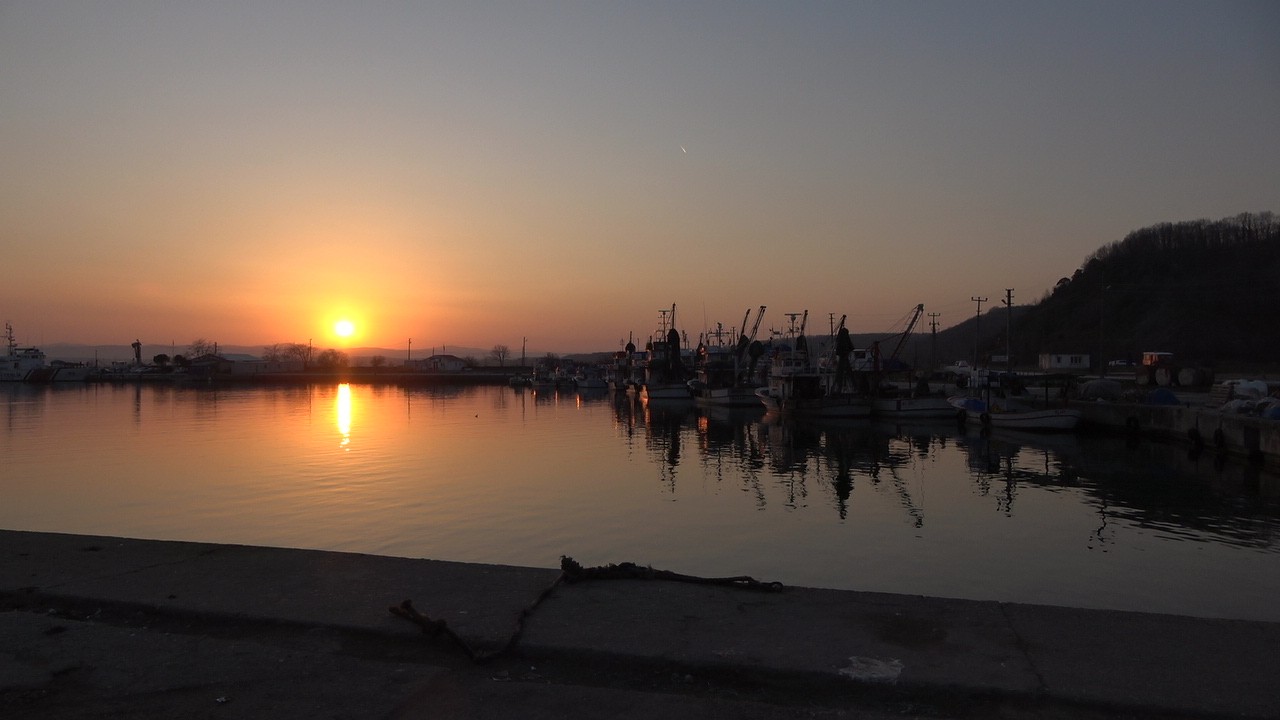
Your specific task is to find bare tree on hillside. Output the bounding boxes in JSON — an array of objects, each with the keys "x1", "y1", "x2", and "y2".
[
  {"x1": 314, "y1": 349, "x2": 348, "y2": 368},
  {"x1": 490, "y1": 344, "x2": 510, "y2": 366},
  {"x1": 188, "y1": 338, "x2": 215, "y2": 357}
]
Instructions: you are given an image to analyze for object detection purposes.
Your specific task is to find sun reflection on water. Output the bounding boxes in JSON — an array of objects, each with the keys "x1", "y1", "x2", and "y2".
[{"x1": 336, "y1": 383, "x2": 352, "y2": 449}]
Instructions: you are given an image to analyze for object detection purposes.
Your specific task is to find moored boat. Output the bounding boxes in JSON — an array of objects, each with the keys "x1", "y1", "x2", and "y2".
[
  {"x1": 948, "y1": 394, "x2": 1082, "y2": 431},
  {"x1": 638, "y1": 304, "x2": 693, "y2": 402},
  {"x1": 2, "y1": 323, "x2": 52, "y2": 382},
  {"x1": 873, "y1": 394, "x2": 957, "y2": 419},
  {"x1": 755, "y1": 311, "x2": 872, "y2": 419},
  {"x1": 688, "y1": 306, "x2": 768, "y2": 407}
]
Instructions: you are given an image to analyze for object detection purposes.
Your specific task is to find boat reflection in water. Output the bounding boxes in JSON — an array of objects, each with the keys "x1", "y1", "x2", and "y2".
[{"x1": 3, "y1": 383, "x2": 1277, "y2": 622}]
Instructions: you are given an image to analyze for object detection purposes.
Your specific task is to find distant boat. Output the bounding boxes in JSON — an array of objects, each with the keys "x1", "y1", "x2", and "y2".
[{"x1": 2, "y1": 323, "x2": 52, "y2": 382}]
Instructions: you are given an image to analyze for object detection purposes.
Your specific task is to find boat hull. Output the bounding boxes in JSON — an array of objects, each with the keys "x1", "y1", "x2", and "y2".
[
  {"x1": 948, "y1": 396, "x2": 1081, "y2": 431},
  {"x1": 641, "y1": 384, "x2": 693, "y2": 402},
  {"x1": 872, "y1": 396, "x2": 956, "y2": 419},
  {"x1": 694, "y1": 386, "x2": 761, "y2": 407},
  {"x1": 756, "y1": 388, "x2": 872, "y2": 418}
]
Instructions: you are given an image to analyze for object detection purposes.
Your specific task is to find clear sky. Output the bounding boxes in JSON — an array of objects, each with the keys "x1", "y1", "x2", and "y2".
[{"x1": 2, "y1": 1, "x2": 1277, "y2": 354}]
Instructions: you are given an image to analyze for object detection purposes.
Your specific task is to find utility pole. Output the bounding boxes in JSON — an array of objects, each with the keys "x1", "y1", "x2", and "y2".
[
  {"x1": 407, "y1": 338, "x2": 412, "y2": 363},
  {"x1": 971, "y1": 296, "x2": 987, "y2": 369},
  {"x1": 1099, "y1": 279, "x2": 1110, "y2": 377},
  {"x1": 1003, "y1": 288, "x2": 1014, "y2": 374},
  {"x1": 928, "y1": 312, "x2": 940, "y2": 373}
]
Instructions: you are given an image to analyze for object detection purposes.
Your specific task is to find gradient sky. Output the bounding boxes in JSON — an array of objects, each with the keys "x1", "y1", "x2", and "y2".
[{"x1": 3, "y1": 1, "x2": 1277, "y2": 354}]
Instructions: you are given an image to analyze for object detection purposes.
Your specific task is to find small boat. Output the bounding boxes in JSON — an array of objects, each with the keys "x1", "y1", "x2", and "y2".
[
  {"x1": 948, "y1": 301, "x2": 1080, "y2": 431},
  {"x1": 872, "y1": 394, "x2": 957, "y2": 419},
  {"x1": 947, "y1": 395, "x2": 1081, "y2": 431}
]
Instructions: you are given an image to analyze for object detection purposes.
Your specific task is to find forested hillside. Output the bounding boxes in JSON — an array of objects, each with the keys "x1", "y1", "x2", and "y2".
[{"x1": 970, "y1": 212, "x2": 1279, "y2": 370}]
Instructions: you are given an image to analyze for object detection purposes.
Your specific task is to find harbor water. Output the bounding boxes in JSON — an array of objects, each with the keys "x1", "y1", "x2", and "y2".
[{"x1": 3, "y1": 382, "x2": 1277, "y2": 622}]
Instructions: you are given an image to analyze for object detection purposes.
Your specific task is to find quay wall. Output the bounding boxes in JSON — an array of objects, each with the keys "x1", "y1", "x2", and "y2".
[{"x1": 1073, "y1": 400, "x2": 1280, "y2": 470}]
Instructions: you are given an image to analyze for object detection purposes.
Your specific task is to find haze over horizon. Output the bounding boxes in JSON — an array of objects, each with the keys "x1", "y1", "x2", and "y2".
[{"x1": 3, "y1": 1, "x2": 1277, "y2": 355}]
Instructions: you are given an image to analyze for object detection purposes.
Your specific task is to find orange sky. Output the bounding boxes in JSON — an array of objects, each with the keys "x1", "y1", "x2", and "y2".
[{"x1": 2, "y1": 2, "x2": 1277, "y2": 355}]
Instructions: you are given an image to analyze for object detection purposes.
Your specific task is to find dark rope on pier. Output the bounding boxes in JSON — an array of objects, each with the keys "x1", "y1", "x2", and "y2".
[
  {"x1": 558, "y1": 556, "x2": 785, "y2": 592},
  {"x1": 389, "y1": 556, "x2": 784, "y2": 663}
]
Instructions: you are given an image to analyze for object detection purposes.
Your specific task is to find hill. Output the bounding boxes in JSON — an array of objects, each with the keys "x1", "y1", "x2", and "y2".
[{"x1": 934, "y1": 212, "x2": 1279, "y2": 372}]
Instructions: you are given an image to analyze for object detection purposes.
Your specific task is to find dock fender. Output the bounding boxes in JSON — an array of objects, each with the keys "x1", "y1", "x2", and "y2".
[{"x1": 1187, "y1": 426, "x2": 1204, "y2": 449}]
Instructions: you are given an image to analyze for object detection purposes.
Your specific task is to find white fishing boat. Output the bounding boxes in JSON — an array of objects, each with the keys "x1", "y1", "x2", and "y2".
[
  {"x1": 872, "y1": 394, "x2": 958, "y2": 419},
  {"x1": 947, "y1": 395, "x2": 1081, "y2": 431},
  {"x1": 2, "y1": 323, "x2": 49, "y2": 382},
  {"x1": 947, "y1": 302, "x2": 1080, "y2": 431}
]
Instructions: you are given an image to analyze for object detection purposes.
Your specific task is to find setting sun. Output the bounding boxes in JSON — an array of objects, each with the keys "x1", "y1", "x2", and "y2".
[{"x1": 334, "y1": 320, "x2": 355, "y2": 338}]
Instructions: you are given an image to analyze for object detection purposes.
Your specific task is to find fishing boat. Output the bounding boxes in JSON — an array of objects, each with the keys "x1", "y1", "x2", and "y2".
[
  {"x1": 948, "y1": 394, "x2": 1081, "y2": 431},
  {"x1": 638, "y1": 304, "x2": 693, "y2": 402},
  {"x1": 688, "y1": 306, "x2": 768, "y2": 407},
  {"x1": 948, "y1": 369, "x2": 1081, "y2": 430},
  {"x1": 872, "y1": 393, "x2": 958, "y2": 419},
  {"x1": 755, "y1": 311, "x2": 872, "y2": 419},
  {"x1": 946, "y1": 299, "x2": 1080, "y2": 431}
]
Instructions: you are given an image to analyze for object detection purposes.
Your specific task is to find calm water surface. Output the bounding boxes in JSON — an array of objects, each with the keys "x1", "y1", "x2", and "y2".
[{"x1": 3, "y1": 382, "x2": 1278, "y2": 621}]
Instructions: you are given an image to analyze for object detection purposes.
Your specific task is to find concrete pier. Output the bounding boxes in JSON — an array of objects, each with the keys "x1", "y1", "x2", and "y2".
[
  {"x1": 1072, "y1": 398, "x2": 1280, "y2": 469},
  {"x1": 3, "y1": 530, "x2": 1277, "y2": 719}
]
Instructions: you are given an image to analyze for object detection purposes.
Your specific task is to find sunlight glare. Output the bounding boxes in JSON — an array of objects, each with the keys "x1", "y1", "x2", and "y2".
[
  {"x1": 334, "y1": 319, "x2": 355, "y2": 338},
  {"x1": 336, "y1": 384, "x2": 352, "y2": 449}
]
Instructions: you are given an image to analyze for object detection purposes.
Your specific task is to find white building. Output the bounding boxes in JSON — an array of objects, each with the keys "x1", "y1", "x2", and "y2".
[
  {"x1": 404, "y1": 354, "x2": 467, "y2": 373},
  {"x1": 1038, "y1": 353, "x2": 1090, "y2": 371}
]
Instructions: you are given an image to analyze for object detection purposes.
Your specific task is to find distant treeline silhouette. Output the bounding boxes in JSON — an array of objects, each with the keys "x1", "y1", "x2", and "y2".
[{"x1": 1003, "y1": 212, "x2": 1279, "y2": 369}]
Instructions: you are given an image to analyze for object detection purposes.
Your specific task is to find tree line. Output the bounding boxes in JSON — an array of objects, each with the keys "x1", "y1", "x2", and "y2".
[{"x1": 1006, "y1": 212, "x2": 1279, "y2": 368}]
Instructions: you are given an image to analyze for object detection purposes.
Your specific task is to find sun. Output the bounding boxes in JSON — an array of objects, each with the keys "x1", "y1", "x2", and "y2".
[{"x1": 334, "y1": 319, "x2": 355, "y2": 338}]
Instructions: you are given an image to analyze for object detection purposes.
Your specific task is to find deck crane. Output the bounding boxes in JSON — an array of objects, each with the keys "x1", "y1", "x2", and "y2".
[
  {"x1": 735, "y1": 305, "x2": 767, "y2": 384},
  {"x1": 881, "y1": 304, "x2": 925, "y2": 365}
]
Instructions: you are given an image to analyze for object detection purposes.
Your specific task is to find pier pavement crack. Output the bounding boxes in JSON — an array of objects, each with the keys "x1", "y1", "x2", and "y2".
[{"x1": 997, "y1": 602, "x2": 1047, "y2": 693}]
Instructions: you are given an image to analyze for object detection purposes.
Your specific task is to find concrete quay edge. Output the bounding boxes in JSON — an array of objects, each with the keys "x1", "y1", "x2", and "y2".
[{"x1": 3, "y1": 529, "x2": 1277, "y2": 719}]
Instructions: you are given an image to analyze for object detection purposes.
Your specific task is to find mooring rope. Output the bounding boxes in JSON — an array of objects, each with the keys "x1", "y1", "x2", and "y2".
[
  {"x1": 558, "y1": 556, "x2": 785, "y2": 592},
  {"x1": 389, "y1": 556, "x2": 785, "y2": 663}
]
